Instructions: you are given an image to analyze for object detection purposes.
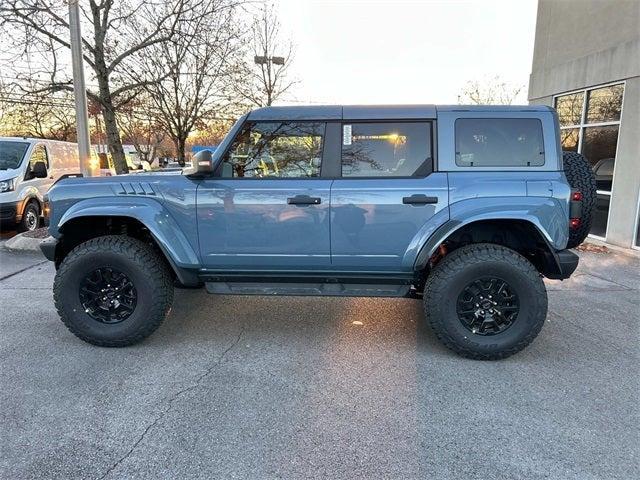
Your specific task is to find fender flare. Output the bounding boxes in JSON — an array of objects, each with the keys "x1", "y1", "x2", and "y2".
[
  {"x1": 57, "y1": 197, "x2": 201, "y2": 285},
  {"x1": 413, "y1": 196, "x2": 569, "y2": 272},
  {"x1": 17, "y1": 194, "x2": 42, "y2": 221}
]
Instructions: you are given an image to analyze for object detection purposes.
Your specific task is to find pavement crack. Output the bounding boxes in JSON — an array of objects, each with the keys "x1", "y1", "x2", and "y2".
[
  {"x1": 0, "y1": 260, "x2": 48, "y2": 281},
  {"x1": 96, "y1": 325, "x2": 246, "y2": 480}
]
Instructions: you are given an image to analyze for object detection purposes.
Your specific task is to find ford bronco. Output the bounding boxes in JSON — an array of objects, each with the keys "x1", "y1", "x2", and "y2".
[{"x1": 40, "y1": 105, "x2": 596, "y2": 360}]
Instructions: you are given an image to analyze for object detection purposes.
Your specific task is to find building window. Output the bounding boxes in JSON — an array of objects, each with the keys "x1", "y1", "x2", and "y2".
[{"x1": 554, "y1": 83, "x2": 624, "y2": 240}]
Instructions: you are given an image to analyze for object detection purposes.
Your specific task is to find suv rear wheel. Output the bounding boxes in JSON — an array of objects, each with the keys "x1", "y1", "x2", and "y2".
[
  {"x1": 53, "y1": 235, "x2": 174, "y2": 346},
  {"x1": 424, "y1": 243, "x2": 547, "y2": 360}
]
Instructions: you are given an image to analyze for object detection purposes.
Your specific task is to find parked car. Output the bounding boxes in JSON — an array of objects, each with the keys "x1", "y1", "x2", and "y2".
[
  {"x1": 0, "y1": 137, "x2": 82, "y2": 232},
  {"x1": 592, "y1": 157, "x2": 614, "y2": 191},
  {"x1": 41, "y1": 105, "x2": 596, "y2": 359}
]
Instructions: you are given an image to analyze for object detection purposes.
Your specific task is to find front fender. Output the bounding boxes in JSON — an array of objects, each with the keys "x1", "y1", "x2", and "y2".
[
  {"x1": 413, "y1": 196, "x2": 569, "y2": 270},
  {"x1": 57, "y1": 196, "x2": 200, "y2": 269}
]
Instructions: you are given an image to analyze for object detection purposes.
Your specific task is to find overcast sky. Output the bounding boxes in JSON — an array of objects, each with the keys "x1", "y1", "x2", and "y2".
[{"x1": 277, "y1": 0, "x2": 539, "y2": 105}]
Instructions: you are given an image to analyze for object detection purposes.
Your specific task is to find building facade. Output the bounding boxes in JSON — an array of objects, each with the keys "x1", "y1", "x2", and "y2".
[{"x1": 528, "y1": 0, "x2": 640, "y2": 249}]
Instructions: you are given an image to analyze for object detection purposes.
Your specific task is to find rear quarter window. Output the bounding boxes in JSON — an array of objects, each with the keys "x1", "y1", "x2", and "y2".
[{"x1": 455, "y1": 118, "x2": 545, "y2": 167}]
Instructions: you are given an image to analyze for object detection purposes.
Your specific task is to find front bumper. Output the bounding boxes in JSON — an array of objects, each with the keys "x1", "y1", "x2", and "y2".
[
  {"x1": 40, "y1": 236, "x2": 57, "y2": 262},
  {"x1": 0, "y1": 201, "x2": 20, "y2": 224}
]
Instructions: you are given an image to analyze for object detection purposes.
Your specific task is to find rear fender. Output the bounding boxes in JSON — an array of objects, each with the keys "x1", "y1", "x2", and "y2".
[{"x1": 414, "y1": 196, "x2": 569, "y2": 270}]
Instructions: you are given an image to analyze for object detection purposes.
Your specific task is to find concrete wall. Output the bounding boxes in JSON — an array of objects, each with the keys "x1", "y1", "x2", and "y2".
[
  {"x1": 529, "y1": 0, "x2": 640, "y2": 99},
  {"x1": 608, "y1": 76, "x2": 640, "y2": 247},
  {"x1": 529, "y1": 0, "x2": 640, "y2": 248}
]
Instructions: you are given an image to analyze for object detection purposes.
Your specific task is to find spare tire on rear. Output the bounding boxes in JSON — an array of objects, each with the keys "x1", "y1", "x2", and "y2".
[{"x1": 563, "y1": 151, "x2": 597, "y2": 249}]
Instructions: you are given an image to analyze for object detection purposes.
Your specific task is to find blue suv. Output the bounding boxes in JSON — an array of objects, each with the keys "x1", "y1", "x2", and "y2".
[{"x1": 41, "y1": 105, "x2": 596, "y2": 359}]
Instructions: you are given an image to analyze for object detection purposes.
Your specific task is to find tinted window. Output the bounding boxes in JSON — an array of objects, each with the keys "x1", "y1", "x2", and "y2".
[
  {"x1": 223, "y1": 122, "x2": 323, "y2": 178},
  {"x1": 341, "y1": 122, "x2": 431, "y2": 177},
  {"x1": 29, "y1": 145, "x2": 49, "y2": 169},
  {"x1": 455, "y1": 118, "x2": 545, "y2": 167},
  {"x1": 0, "y1": 141, "x2": 29, "y2": 170}
]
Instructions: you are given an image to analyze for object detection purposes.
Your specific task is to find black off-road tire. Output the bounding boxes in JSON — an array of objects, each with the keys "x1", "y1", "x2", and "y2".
[
  {"x1": 18, "y1": 200, "x2": 40, "y2": 232},
  {"x1": 563, "y1": 151, "x2": 596, "y2": 249},
  {"x1": 53, "y1": 235, "x2": 174, "y2": 347},
  {"x1": 424, "y1": 243, "x2": 547, "y2": 360}
]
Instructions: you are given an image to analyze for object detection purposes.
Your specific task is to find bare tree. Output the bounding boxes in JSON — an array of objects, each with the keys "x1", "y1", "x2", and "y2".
[
  {"x1": 458, "y1": 76, "x2": 524, "y2": 105},
  {"x1": 236, "y1": 1, "x2": 295, "y2": 107},
  {"x1": 119, "y1": 96, "x2": 165, "y2": 165},
  {"x1": 0, "y1": 79, "x2": 76, "y2": 140},
  {"x1": 143, "y1": 0, "x2": 244, "y2": 164},
  {"x1": 0, "y1": 0, "x2": 199, "y2": 173}
]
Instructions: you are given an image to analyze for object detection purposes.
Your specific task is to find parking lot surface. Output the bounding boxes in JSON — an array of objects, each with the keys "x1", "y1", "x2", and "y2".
[{"x1": 0, "y1": 246, "x2": 638, "y2": 480}]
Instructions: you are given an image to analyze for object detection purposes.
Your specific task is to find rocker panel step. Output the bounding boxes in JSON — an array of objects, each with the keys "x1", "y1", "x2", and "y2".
[{"x1": 205, "y1": 281, "x2": 411, "y2": 297}]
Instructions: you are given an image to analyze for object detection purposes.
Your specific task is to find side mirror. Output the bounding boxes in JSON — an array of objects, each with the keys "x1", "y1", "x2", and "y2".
[
  {"x1": 185, "y1": 149, "x2": 221, "y2": 176},
  {"x1": 31, "y1": 161, "x2": 48, "y2": 179}
]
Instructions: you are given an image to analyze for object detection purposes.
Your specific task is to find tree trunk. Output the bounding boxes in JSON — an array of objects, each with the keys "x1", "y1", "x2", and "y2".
[
  {"x1": 92, "y1": 18, "x2": 128, "y2": 175},
  {"x1": 176, "y1": 136, "x2": 187, "y2": 166},
  {"x1": 102, "y1": 103, "x2": 128, "y2": 174}
]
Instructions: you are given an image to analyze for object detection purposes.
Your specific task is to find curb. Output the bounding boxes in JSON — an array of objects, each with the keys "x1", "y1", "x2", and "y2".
[
  {"x1": 583, "y1": 238, "x2": 640, "y2": 259},
  {"x1": 4, "y1": 233, "x2": 49, "y2": 253}
]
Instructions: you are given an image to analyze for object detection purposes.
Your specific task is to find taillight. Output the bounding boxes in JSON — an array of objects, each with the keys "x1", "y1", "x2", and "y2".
[
  {"x1": 572, "y1": 191, "x2": 583, "y2": 201},
  {"x1": 570, "y1": 218, "x2": 581, "y2": 229}
]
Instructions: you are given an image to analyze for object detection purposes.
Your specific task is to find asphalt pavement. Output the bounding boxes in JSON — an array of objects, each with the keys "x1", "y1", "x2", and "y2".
[{"x1": 0, "y1": 244, "x2": 638, "y2": 480}]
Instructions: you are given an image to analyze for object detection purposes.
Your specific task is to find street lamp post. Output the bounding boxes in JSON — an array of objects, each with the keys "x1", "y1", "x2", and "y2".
[
  {"x1": 254, "y1": 56, "x2": 285, "y2": 66},
  {"x1": 68, "y1": 0, "x2": 92, "y2": 177},
  {"x1": 253, "y1": 55, "x2": 285, "y2": 106}
]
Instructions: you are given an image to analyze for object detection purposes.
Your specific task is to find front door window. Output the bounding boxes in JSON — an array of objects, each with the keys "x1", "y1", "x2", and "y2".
[{"x1": 222, "y1": 122, "x2": 324, "y2": 178}]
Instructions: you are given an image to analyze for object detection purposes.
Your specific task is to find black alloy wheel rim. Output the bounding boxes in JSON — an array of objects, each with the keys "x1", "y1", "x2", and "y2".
[
  {"x1": 79, "y1": 267, "x2": 137, "y2": 324},
  {"x1": 456, "y1": 277, "x2": 520, "y2": 336}
]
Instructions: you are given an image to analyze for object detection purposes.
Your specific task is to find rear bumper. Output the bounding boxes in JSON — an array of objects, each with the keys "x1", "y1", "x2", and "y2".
[
  {"x1": 546, "y1": 249, "x2": 579, "y2": 280},
  {"x1": 40, "y1": 236, "x2": 57, "y2": 262}
]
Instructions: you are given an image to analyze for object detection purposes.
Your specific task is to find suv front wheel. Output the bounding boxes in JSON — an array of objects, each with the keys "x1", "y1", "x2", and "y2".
[
  {"x1": 424, "y1": 243, "x2": 547, "y2": 360},
  {"x1": 53, "y1": 235, "x2": 174, "y2": 346}
]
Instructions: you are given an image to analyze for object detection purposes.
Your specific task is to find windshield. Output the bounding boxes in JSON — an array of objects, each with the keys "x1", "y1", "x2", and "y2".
[{"x1": 0, "y1": 141, "x2": 30, "y2": 170}]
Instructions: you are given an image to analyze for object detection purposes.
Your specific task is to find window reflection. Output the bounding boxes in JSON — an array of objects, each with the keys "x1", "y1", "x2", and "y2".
[
  {"x1": 559, "y1": 128, "x2": 579, "y2": 152},
  {"x1": 555, "y1": 92, "x2": 584, "y2": 126},
  {"x1": 555, "y1": 83, "x2": 625, "y2": 239},
  {"x1": 341, "y1": 122, "x2": 431, "y2": 177},
  {"x1": 223, "y1": 122, "x2": 324, "y2": 178},
  {"x1": 586, "y1": 84, "x2": 624, "y2": 124},
  {"x1": 581, "y1": 125, "x2": 619, "y2": 181}
]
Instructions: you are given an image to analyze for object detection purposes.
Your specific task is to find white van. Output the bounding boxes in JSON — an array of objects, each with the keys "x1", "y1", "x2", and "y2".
[{"x1": 0, "y1": 138, "x2": 82, "y2": 232}]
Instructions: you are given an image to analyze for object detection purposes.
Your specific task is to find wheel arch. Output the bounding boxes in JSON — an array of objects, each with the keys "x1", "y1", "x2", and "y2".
[
  {"x1": 54, "y1": 203, "x2": 201, "y2": 286},
  {"x1": 414, "y1": 218, "x2": 567, "y2": 280},
  {"x1": 17, "y1": 195, "x2": 42, "y2": 220}
]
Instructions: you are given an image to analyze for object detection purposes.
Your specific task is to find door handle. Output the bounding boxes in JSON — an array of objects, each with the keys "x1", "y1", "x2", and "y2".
[
  {"x1": 287, "y1": 195, "x2": 322, "y2": 206},
  {"x1": 402, "y1": 194, "x2": 438, "y2": 205}
]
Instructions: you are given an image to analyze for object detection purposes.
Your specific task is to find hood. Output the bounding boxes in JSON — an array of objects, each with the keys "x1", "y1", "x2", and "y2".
[{"x1": 0, "y1": 168, "x2": 21, "y2": 181}]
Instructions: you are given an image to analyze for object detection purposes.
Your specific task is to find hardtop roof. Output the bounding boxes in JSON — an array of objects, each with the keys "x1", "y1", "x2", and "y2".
[{"x1": 246, "y1": 104, "x2": 553, "y2": 121}]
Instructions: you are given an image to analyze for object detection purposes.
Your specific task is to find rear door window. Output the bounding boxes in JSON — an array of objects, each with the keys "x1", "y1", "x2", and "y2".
[
  {"x1": 455, "y1": 118, "x2": 545, "y2": 167},
  {"x1": 341, "y1": 122, "x2": 432, "y2": 177}
]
